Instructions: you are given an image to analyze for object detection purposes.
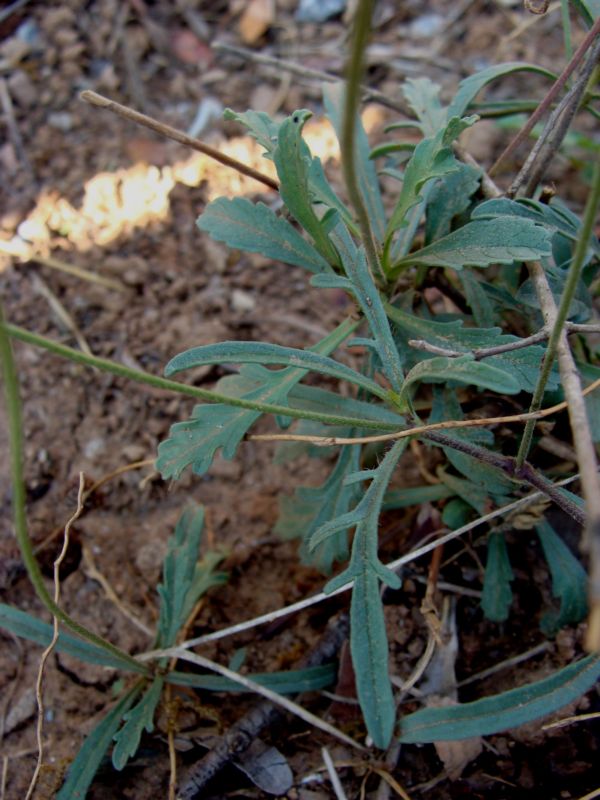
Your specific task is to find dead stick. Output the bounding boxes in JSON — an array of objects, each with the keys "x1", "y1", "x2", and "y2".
[
  {"x1": 490, "y1": 15, "x2": 600, "y2": 177},
  {"x1": 177, "y1": 611, "x2": 349, "y2": 799},
  {"x1": 79, "y1": 90, "x2": 279, "y2": 192}
]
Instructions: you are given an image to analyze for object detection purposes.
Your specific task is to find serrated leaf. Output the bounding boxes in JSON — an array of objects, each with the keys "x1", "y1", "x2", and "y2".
[
  {"x1": 273, "y1": 111, "x2": 340, "y2": 265},
  {"x1": 223, "y1": 108, "x2": 278, "y2": 156},
  {"x1": 157, "y1": 321, "x2": 367, "y2": 479},
  {"x1": 386, "y1": 116, "x2": 476, "y2": 239},
  {"x1": 481, "y1": 532, "x2": 514, "y2": 622},
  {"x1": 276, "y1": 444, "x2": 361, "y2": 573},
  {"x1": 112, "y1": 677, "x2": 164, "y2": 770},
  {"x1": 425, "y1": 162, "x2": 482, "y2": 243},
  {"x1": 318, "y1": 441, "x2": 406, "y2": 748},
  {"x1": 165, "y1": 340, "x2": 385, "y2": 399},
  {"x1": 157, "y1": 506, "x2": 226, "y2": 648},
  {"x1": 197, "y1": 197, "x2": 331, "y2": 274},
  {"x1": 392, "y1": 218, "x2": 552, "y2": 274},
  {"x1": 0, "y1": 603, "x2": 148, "y2": 675},
  {"x1": 399, "y1": 354, "x2": 520, "y2": 406},
  {"x1": 319, "y1": 223, "x2": 404, "y2": 391},
  {"x1": 167, "y1": 662, "x2": 336, "y2": 694},
  {"x1": 402, "y1": 78, "x2": 446, "y2": 137},
  {"x1": 57, "y1": 683, "x2": 144, "y2": 799},
  {"x1": 398, "y1": 653, "x2": 600, "y2": 742},
  {"x1": 323, "y1": 83, "x2": 386, "y2": 241},
  {"x1": 447, "y1": 62, "x2": 556, "y2": 120},
  {"x1": 537, "y1": 521, "x2": 588, "y2": 634},
  {"x1": 386, "y1": 304, "x2": 559, "y2": 393}
]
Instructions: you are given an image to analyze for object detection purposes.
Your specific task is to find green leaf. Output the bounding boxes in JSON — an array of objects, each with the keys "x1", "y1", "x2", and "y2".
[
  {"x1": 425, "y1": 162, "x2": 482, "y2": 243},
  {"x1": 398, "y1": 653, "x2": 600, "y2": 742},
  {"x1": 320, "y1": 441, "x2": 407, "y2": 749},
  {"x1": 567, "y1": 0, "x2": 600, "y2": 26},
  {"x1": 157, "y1": 506, "x2": 226, "y2": 648},
  {"x1": 168, "y1": 662, "x2": 336, "y2": 694},
  {"x1": 481, "y1": 532, "x2": 514, "y2": 622},
  {"x1": 349, "y1": 570, "x2": 396, "y2": 748},
  {"x1": 273, "y1": 111, "x2": 340, "y2": 265},
  {"x1": 223, "y1": 108, "x2": 278, "y2": 156},
  {"x1": 447, "y1": 62, "x2": 556, "y2": 119},
  {"x1": 537, "y1": 521, "x2": 588, "y2": 634},
  {"x1": 460, "y1": 270, "x2": 496, "y2": 327},
  {"x1": 307, "y1": 156, "x2": 357, "y2": 234},
  {"x1": 165, "y1": 340, "x2": 386, "y2": 399},
  {"x1": 386, "y1": 116, "x2": 477, "y2": 239},
  {"x1": 287, "y1": 383, "x2": 404, "y2": 427},
  {"x1": 392, "y1": 218, "x2": 552, "y2": 274},
  {"x1": 112, "y1": 677, "x2": 164, "y2": 770},
  {"x1": 385, "y1": 304, "x2": 559, "y2": 393},
  {"x1": 197, "y1": 198, "x2": 331, "y2": 274},
  {"x1": 323, "y1": 83, "x2": 386, "y2": 241},
  {"x1": 398, "y1": 354, "x2": 520, "y2": 406},
  {"x1": 276, "y1": 444, "x2": 362, "y2": 573},
  {"x1": 383, "y1": 484, "x2": 453, "y2": 510},
  {"x1": 57, "y1": 683, "x2": 144, "y2": 799},
  {"x1": 401, "y1": 78, "x2": 446, "y2": 137},
  {"x1": 157, "y1": 321, "x2": 375, "y2": 479},
  {"x1": 0, "y1": 603, "x2": 148, "y2": 675},
  {"x1": 315, "y1": 223, "x2": 405, "y2": 392},
  {"x1": 439, "y1": 470, "x2": 489, "y2": 515}
]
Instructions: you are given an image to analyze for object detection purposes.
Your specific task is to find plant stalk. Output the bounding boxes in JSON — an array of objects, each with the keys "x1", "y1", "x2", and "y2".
[{"x1": 0, "y1": 302, "x2": 148, "y2": 675}]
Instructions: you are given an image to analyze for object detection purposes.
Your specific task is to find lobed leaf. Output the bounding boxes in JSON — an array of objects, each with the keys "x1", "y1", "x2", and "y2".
[
  {"x1": 223, "y1": 108, "x2": 278, "y2": 156},
  {"x1": 57, "y1": 684, "x2": 144, "y2": 799},
  {"x1": 112, "y1": 677, "x2": 164, "y2": 770},
  {"x1": 156, "y1": 506, "x2": 226, "y2": 648},
  {"x1": 537, "y1": 521, "x2": 588, "y2": 634},
  {"x1": 401, "y1": 77, "x2": 446, "y2": 137},
  {"x1": 398, "y1": 653, "x2": 600, "y2": 742},
  {"x1": 398, "y1": 355, "x2": 520, "y2": 406},
  {"x1": 197, "y1": 197, "x2": 332, "y2": 274},
  {"x1": 425, "y1": 162, "x2": 482, "y2": 243},
  {"x1": 386, "y1": 116, "x2": 476, "y2": 240},
  {"x1": 276, "y1": 444, "x2": 361, "y2": 573},
  {"x1": 320, "y1": 441, "x2": 407, "y2": 748},
  {"x1": 481, "y1": 532, "x2": 514, "y2": 622},
  {"x1": 392, "y1": 218, "x2": 552, "y2": 274}
]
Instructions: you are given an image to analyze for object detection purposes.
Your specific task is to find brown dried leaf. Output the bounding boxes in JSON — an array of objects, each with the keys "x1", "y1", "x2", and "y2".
[
  {"x1": 239, "y1": 0, "x2": 275, "y2": 45},
  {"x1": 426, "y1": 695, "x2": 483, "y2": 780}
]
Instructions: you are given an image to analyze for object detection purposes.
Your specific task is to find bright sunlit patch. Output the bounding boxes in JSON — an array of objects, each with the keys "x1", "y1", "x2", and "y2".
[{"x1": 1, "y1": 113, "x2": 375, "y2": 267}]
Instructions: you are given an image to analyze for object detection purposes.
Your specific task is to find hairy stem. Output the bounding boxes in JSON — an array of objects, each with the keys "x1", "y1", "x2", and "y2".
[
  {"x1": 340, "y1": 0, "x2": 385, "y2": 285},
  {"x1": 4, "y1": 322, "x2": 399, "y2": 431},
  {"x1": 0, "y1": 303, "x2": 148, "y2": 675}
]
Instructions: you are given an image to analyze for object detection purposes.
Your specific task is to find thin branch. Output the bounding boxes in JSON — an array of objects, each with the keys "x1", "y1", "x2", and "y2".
[
  {"x1": 140, "y1": 475, "x2": 580, "y2": 658},
  {"x1": 517, "y1": 158, "x2": 600, "y2": 468},
  {"x1": 322, "y1": 747, "x2": 349, "y2": 800},
  {"x1": 508, "y1": 35, "x2": 600, "y2": 197},
  {"x1": 80, "y1": 90, "x2": 279, "y2": 192},
  {"x1": 248, "y1": 375, "x2": 600, "y2": 445},
  {"x1": 214, "y1": 41, "x2": 411, "y2": 115},
  {"x1": 490, "y1": 15, "x2": 600, "y2": 176},
  {"x1": 27, "y1": 474, "x2": 85, "y2": 800}
]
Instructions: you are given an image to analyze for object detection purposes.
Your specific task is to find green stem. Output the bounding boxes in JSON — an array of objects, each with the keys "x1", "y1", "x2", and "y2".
[
  {"x1": 341, "y1": 0, "x2": 385, "y2": 286},
  {"x1": 516, "y1": 156, "x2": 600, "y2": 467},
  {"x1": 3, "y1": 322, "x2": 402, "y2": 432},
  {"x1": 561, "y1": 0, "x2": 573, "y2": 62},
  {"x1": 0, "y1": 302, "x2": 148, "y2": 676}
]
